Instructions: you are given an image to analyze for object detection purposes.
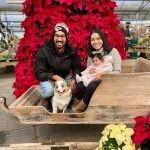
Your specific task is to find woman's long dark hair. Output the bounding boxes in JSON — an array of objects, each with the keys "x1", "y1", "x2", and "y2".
[{"x1": 88, "y1": 28, "x2": 112, "y2": 57}]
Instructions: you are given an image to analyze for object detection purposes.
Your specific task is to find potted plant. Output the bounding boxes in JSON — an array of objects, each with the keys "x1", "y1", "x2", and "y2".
[
  {"x1": 96, "y1": 123, "x2": 136, "y2": 150},
  {"x1": 0, "y1": 21, "x2": 17, "y2": 52},
  {"x1": 132, "y1": 114, "x2": 150, "y2": 150}
]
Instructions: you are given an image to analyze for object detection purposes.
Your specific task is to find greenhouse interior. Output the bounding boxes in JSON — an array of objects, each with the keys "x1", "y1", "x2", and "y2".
[{"x1": 0, "y1": 1, "x2": 150, "y2": 149}]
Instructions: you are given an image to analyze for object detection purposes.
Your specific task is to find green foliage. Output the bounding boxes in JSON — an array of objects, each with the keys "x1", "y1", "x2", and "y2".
[
  {"x1": 138, "y1": 37, "x2": 149, "y2": 45},
  {"x1": 102, "y1": 137, "x2": 126, "y2": 150}
]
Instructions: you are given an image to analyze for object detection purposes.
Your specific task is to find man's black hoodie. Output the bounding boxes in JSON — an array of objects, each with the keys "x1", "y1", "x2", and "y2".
[{"x1": 34, "y1": 40, "x2": 81, "y2": 82}]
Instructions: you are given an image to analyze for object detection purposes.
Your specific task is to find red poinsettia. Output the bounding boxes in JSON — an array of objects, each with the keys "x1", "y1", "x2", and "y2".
[{"x1": 132, "y1": 113, "x2": 150, "y2": 146}]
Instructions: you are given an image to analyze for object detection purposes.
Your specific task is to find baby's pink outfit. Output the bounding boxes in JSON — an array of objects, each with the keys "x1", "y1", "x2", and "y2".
[{"x1": 76, "y1": 56, "x2": 113, "y2": 87}]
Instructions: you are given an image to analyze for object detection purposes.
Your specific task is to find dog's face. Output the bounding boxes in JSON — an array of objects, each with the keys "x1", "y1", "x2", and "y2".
[{"x1": 54, "y1": 80, "x2": 70, "y2": 96}]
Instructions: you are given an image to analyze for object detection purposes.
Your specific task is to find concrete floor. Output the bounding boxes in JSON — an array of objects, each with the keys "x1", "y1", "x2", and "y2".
[{"x1": 0, "y1": 66, "x2": 105, "y2": 145}]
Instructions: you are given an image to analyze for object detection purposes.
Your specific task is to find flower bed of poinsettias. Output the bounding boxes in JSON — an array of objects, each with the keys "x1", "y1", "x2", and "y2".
[
  {"x1": 96, "y1": 113, "x2": 150, "y2": 150},
  {"x1": 13, "y1": 0, "x2": 126, "y2": 98}
]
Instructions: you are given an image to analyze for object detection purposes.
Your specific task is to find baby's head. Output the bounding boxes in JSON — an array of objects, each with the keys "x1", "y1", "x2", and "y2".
[{"x1": 92, "y1": 53, "x2": 104, "y2": 67}]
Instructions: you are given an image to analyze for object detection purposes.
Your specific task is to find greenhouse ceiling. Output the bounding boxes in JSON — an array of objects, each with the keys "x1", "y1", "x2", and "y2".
[{"x1": 0, "y1": 0, "x2": 150, "y2": 32}]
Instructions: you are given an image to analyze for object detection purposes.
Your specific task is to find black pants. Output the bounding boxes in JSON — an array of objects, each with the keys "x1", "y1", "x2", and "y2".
[{"x1": 76, "y1": 80, "x2": 101, "y2": 105}]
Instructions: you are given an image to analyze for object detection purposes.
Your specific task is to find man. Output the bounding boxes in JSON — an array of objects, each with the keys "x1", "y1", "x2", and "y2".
[
  {"x1": 120, "y1": 21, "x2": 131, "y2": 51},
  {"x1": 34, "y1": 22, "x2": 81, "y2": 110},
  {"x1": 123, "y1": 21, "x2": 131, "y2": 38}
]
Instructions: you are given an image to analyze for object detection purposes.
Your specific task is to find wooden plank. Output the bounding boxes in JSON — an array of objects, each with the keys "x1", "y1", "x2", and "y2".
[
  {"x1": 138, "y1": 57, "x2": 150, "y2": 72},
  {"x1": 121, "y1": 59, "x2": 136, "y2": 73},
  {"x1": 90, "y1": 73, "x2": 150, "y2": 106},
  {"x1": 37, "y1": 100, "x2": 42, "y2": 106},
  {"x1": 10, "y1": 86, "x2": 40, "y2": 107},
  {"x1": 121, "y1": 59, "x2": 136, "y2": 67},
  {"x1": 10, "y1": 105, "x2": 149, "y2": 124},
  {"x1": 0, "y1": 142, "x2": 98, "y2": 150},
  {"x1": 17, "y1": 90, "x2": 41, "y2": 106}
]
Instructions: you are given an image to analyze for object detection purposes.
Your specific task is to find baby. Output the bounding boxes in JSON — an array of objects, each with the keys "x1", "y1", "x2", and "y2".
[{"x1": 76, "y1": 53, "x2": 113, "y2": 87}]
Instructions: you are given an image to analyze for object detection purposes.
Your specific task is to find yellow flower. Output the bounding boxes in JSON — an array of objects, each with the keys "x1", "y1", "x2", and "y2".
[
  {"x1": 109, "y1": 130, "x2": 118, "y2": 138},
  {"x1": 115, "y1": 133, "x2": 125, "y2": 146},
  {"x1": 102, "y1": 127, "x2": 109, "y2": 136},
  {"x1": 98, "y1": 135, "x2": 108, "y2": 148},
  {"x1": 137, "y1": 147, "x2": 142, "y2": 150},
  {"x1": 106, "y1": 124, "x2": 117, "y2": 130},
  {"x1": 95, "y1": 147, "x2": 102, "y2": 150},
  {"x1": 101, "y1": 135, "x2": 108, "y2": 142},
  {"x1": 124, "y1": 128, "x2": 134, "y2": 136},
  {"x1": 97, "y1": 123, "x2": 135, "y2": 150},
  {"x1": 122, "y1": 144, "x2": 136, "y2": 150},
  {"x1": 98, "y1": 139, "x2": 103, "y2": 148},
  {"x1": 125, "y1": 136, "x2": 132, "y2": 145},
  {"x1": 117, "y1": 123, "x2": 126, "y2": 131}
]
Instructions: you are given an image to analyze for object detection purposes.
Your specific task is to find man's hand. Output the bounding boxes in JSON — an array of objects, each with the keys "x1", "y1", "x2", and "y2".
[
  {"x1": 51, "y1": 75, "x2": 63, "y2": 81},
  {"x1": 69, "y1": 79, "x2": 76, "y2": 96}
]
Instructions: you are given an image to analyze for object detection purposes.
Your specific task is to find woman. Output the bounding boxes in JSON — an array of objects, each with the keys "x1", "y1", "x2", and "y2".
[{"x1": 72, "y1": 28, "x2": 121, "y2": 113}]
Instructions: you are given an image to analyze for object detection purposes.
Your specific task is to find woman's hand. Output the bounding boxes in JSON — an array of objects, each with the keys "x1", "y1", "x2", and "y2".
[
  {"x1": 89, "y1": 68, "x2": 96, "y2": 74},
  {"x1": 92, "y1": 71, "x2": 106, "y2": 81}
]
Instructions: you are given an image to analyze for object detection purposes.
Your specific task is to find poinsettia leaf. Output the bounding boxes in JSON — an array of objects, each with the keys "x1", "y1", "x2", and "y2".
[
  {"x1": 46, "y1": 0, "x2": 53, "y2": 5},
  {"x1": 146, "y1": 114, "x2": 150, "y2": 123},
  {"x1": 59, "y1": 0, "x2": 66, "y2": 4},
  {"x1": 77, "y1": 1, "x2": 82, "y2": 10},
  {"x1": 67, "y1": 0, "x2": 73, "y2": 5},
  {"x1": 134, "y1": 116, "x2": 146, "y2": 122}
]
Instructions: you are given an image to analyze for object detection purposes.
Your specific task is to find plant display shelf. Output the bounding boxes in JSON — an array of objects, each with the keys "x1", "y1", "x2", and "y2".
[
  {"x1": 128, "y1": 47, "x2": 150, "y2": 54},
  {"x1": 0, "y1": 60, "x2": 17, "y2": 67}
]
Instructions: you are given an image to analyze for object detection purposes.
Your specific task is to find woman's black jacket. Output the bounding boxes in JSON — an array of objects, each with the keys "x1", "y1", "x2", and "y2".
[{"x1": 34, "y1": 40, "x2": 81, "y2": 82}]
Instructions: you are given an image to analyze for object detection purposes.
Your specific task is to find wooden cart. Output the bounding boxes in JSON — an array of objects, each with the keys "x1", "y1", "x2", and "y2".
[{"x1": 1, "y1": 57, "x2": 150, "y2": 125}]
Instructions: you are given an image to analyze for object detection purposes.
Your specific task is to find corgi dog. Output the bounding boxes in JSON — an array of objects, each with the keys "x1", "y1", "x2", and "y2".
[{"x1": 51, "y1": 80, "x2": 72, "y2": 113}]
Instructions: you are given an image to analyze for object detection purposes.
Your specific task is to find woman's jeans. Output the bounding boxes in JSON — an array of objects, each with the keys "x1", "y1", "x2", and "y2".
[{"x1": 40, "y1": 74, "x2": 72, "y2": 99}]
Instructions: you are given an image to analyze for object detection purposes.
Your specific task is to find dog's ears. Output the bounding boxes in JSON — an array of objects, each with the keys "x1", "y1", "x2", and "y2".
[
  {"x1": 66, "y1": 79, "x2": 72, "y2": 87},
  {"x1": 49, "y1": 79, "x2": 71, "y2": 87}
]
